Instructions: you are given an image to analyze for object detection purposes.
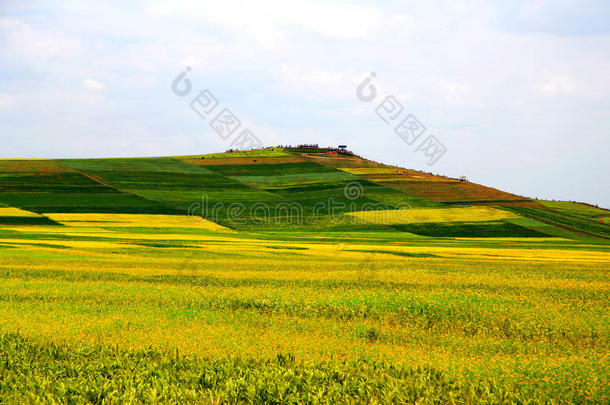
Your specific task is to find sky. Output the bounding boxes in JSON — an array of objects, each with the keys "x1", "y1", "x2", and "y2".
[{"x1": 1, "y1": 0, "x2": 609, "y2": 207}]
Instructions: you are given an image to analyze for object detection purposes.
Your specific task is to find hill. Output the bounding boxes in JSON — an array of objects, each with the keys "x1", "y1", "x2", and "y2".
[{"x1": 1, "y1": 146, "x2": 609, "y2": 239}]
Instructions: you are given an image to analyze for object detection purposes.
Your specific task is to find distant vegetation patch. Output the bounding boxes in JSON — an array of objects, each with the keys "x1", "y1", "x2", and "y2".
[
  {"x1": 384, "y1": 181, "x2": 528, "y2": 202},
  {"x1": 0, "y1": 159, "x2": 72, "y2": 173},
  {"x1": 234, "y1": 171, "x2": 355, "y2": 187},
  {"x1": 540, "y1": 200, "x2": 609, "y2": 219},
  {"x1": 508, "y1": 206, "x2": 610, "y2": 239},
  {"x1": 346, "y1": 249, "x2": 440, "y2": 258},
  {"x1": 0, "y1": 216, "x2": 60, "y2": 226},
  {"x1": 339, "y1": 167, "x2": 399, "y2": 175},
  {"x1": 196, "y1": 149, "x2": 294, "y2": 159},
  {"x1": 45, "y1": 213, "x2": 228, "y2": 231},
  {"x1": 391, "y1": 221, "x2": 550, "y2": 237},
  {"x1": 0, "y1": 207, "x2": 59, "y2": 225},
  {"x1": 181, "y1": 155, "x2": 308, "y2": 166},
  {"x1": 347, "y1": 206, "x2": 519, "y2": 225}
]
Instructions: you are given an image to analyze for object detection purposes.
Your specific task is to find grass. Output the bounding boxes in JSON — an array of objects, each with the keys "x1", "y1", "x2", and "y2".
[
  {"x1": 2, "y1": 333, "x2": 564, "y2": 404},
  {"x1": 0, "y1": 161, "x2": 175, "y2": 214},
  {"x1": 540, "y1": 200, "x2": 609, "y2": 219},
  {"x1": 508, "y1": 206, "x2": 610, "y2": 239},
  {"x1": 196, "y1": 148, "x2": 293, "y2": 159},
  {"x1": 390, "y1": 221, "x2": 550, "y2": 237},
  {"x1": 233, "y1": 171, "x2": 356, "y2": 187}
]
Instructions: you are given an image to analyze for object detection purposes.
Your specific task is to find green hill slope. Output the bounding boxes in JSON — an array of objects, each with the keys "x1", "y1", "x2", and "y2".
[{"x1": 1, "y1": 147, "x2": 608, "y2": 239}]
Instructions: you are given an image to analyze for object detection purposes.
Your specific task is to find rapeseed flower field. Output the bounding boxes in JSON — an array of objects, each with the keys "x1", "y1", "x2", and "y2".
[{"x1": 0, "y1": 149, "x2": 608, "y2": 403}]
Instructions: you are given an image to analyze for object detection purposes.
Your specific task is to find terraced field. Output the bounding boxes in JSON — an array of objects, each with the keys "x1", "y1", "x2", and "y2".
[{"x1": 0, "y1": 147, "x2": 608, "y2": 403}]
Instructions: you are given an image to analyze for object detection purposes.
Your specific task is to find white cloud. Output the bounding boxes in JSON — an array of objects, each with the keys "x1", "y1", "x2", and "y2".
[
  {"x1": 0, "y1": 17, "x2": 81, "y2": 71},
  {"x1": 534, "y1": 75, "x2": 579, "y2": 96},
  {"x1": 0, "y1": 94, "x2": 16, "y2": 109},
  {"x1": 148, "y1": 0, "x2": 383, "y2": 44},
  {"x1": 432, "y1": 80, "x2": 478, "y2": 108},
  {"x1": 279, "y1": 64, "x2": 357, "y2": 101},
  {"x1": 81, "y1": 78, "x2": 106, "y2": 91}
]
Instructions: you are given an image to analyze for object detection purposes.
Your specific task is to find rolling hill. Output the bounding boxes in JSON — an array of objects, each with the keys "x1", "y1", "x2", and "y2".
[{"x1": 1, "y1": 146, "x2": 608, "y2": 239}]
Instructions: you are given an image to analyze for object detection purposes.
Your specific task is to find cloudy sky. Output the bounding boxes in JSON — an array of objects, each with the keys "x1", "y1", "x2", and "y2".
[{"x1": 1, "y1": 0, "x2": 609, "y2": 207}]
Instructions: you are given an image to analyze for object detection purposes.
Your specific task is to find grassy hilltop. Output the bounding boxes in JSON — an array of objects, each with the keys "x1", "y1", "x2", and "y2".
[{"x1": 0, "y1": 147, "x2": 608, "y2": 403}]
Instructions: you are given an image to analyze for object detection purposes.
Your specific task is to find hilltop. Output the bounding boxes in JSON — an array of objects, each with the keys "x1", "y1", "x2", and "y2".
[{"x1": 0, "y1": 146, "x2": 608, "y2": 239}]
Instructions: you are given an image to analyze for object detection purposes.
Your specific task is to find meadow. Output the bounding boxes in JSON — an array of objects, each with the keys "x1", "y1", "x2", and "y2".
[{"x1": 0, "y1": 149, "x2": 608, "y2": 403}]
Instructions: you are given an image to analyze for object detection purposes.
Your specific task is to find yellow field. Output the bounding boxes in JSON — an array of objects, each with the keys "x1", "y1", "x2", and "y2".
[
  {"x1": 1, "y1": 221, "x2": 608, "y2": 266},
  {"x1": 346, "y1": 206, "x2": 520, "y2": 224},
  {"x1": 45, "y1": 213, "x2": 229, "y2": 231},
  {"x1": 0, "y1": 214, "x2": 608, "y2": 403},
  {"x1": 0, "y1": 207, "x2": 42, "y2": 217}
]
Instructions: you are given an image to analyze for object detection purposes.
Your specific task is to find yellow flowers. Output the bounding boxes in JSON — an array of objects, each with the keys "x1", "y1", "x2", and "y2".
[
  {"x1": 45, "y1": 213, "x2": 229, "y2": 231},
  {"x1": 346, "y1": 206, "x2": 520, "y2": 225},
  {"x1": 2, "y1": 217, "x2": 609, "y2": 265},
  {"x1": 0, "y1": 207, "x2": 42, "y2": 217},
  {"x1": 0, "y1": 212, "x2": 608, "y2": 403}
]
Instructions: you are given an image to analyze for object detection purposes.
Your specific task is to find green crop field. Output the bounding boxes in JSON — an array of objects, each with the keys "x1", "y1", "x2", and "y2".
[{"x1": 0, "y1": 148, "x2": 608, "y2": 403}]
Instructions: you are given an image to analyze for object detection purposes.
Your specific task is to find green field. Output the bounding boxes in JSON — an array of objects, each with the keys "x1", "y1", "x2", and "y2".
[{"x1": 0, "y1": 149, "x2": 608, "y2": 403}]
